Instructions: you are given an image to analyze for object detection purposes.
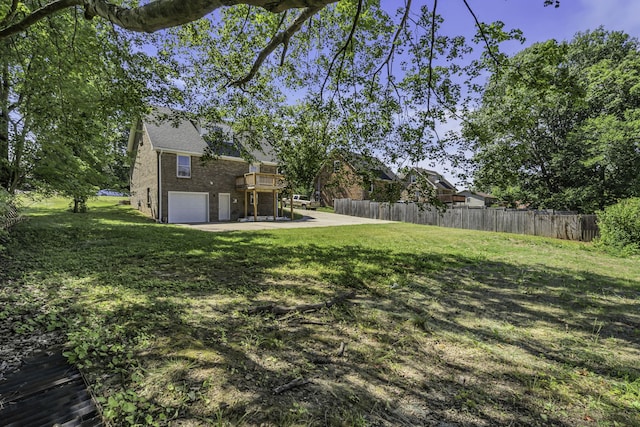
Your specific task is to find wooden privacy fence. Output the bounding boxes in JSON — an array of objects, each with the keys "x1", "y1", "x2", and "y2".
[{"x1": 334, "y1": 199, "x2": 599, "y2": 242}]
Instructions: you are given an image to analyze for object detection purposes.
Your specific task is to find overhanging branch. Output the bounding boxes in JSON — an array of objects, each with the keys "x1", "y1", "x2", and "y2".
[
  {"x1": 461, "y1": 0, "x2": 502, "y2": 67},
  {"x1": 320, "y1": 0, "x2": 363, "y2": 98},
  {"x1": 372, "y1": 0, "x2": 412, "y2": 79},
  {"x1": 426, "y1": 0, "x2": 437, "y2": 112},
  {"x1": 0, "y1": 0, "x2": 82, "y2": 39},
  {"x1": 0, "y1": 0, "x2": 339, "y2": 40},
  {"x1": 231, "y1": 5, "x2": 324, "y2": 87}
]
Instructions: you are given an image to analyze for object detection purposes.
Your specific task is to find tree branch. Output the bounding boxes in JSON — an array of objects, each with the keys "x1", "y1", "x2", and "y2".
[
  {"x1": 0, "y1": 0, "x2": 339, "y2": 40},
  {"x1": 81, "y1": 0, "x2": 227, "y2": 32},
  {"x1": 320, "y1": 0, "x2": 363, "y2": 98},
  {"x1": 461, "y1": 0, "x2": 502, "y2": 67},
  {"x1": 246, "y1": 291, "x2": 356, "y2": 315},
  {"x1": 231, "y1": 5, "x2": 323, "y2": 87},
  {"x1": 372, "y1": 0, "x2": 412, "y2": 79},
  {"x1": 426, "y1": 0, "x2": 437, "y2": 113},
  {"x1": 275, "y1": 11, "x2": 289, "y2": 65},
  {"x1": 0, "y1": 0, "x2": 82, "y2": 39},
  {"x1": 272, "y1": 377, "x2": 310, "y2": 394}
]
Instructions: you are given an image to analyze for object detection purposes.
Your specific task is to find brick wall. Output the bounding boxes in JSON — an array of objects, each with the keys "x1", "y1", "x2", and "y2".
[
  {"x1": 160, "y1": 154, "x2": 278, "y2": 221},
  {"x1": 315, "y1": 161, "x2": 366, "y2": 207},
  {"x1": 129, "y1": 126, "x2": 159, "y2": 220}
]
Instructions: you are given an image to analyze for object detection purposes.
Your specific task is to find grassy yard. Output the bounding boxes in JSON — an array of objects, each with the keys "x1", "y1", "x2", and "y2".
[{"x1": 1, "y1": 197, "x2": 639, "y2": 426}]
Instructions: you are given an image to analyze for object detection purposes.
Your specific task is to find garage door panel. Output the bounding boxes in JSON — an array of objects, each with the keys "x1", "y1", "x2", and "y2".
[{"x1": 168, "y1": 192, "x2": 208, "y2": 223}]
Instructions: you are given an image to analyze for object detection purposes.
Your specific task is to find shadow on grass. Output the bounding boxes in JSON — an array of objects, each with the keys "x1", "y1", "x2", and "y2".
[{"x1": 3, "y1": 204, "x2": 639, "y2": 426}]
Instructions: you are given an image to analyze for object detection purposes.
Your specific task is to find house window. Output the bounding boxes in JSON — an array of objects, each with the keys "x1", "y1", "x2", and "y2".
[
  {"x1": 333, "y1": 160, "x2": 341, "y2": 173},
  {"x1": 146, "y1": 187, "x2": 151, "y2": 207},
  {"x1": 249, "y1": 163, "x2": 260, "y2": 173},
  {"x1": 177, "y1": 155, "x2": 191, "y2": 178},
  {"x1": 410, "y1": 174, "x2": 416, "y2": 184},
  {"x1": 466, "y1": 197, "x2": 471, "y2": 204},
  {"x1": 250, "y1": 194, "x2": 255, "y2": 205}
]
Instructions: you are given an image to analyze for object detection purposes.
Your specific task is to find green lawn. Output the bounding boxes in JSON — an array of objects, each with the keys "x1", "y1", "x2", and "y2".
[{"x1": 2, "y1": 197, "x2": 639, "y2": 426}]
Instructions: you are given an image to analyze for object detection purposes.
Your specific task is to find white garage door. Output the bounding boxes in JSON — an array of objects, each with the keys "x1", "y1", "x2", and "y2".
[{"x1": 168, "y1": 192, "x2": 209, "y2": 223}]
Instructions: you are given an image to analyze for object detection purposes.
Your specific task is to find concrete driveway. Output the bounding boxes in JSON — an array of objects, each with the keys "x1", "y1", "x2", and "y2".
[{"x1": 182, "y1": 209, "x2": 394, "y2": 232}]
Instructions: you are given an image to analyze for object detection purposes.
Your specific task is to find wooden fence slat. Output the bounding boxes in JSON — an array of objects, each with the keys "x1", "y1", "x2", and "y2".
[{"x1": 333, "y1": 199, "x2": 599, "y2": 242}]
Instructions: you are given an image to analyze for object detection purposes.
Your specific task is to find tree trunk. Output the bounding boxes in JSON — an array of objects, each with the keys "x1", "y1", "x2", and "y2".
[
  {"x1": 598, "y1": 164, "x2": 606, "y2": 211},
  {"x1": 0, "y1": 41, "x2": 9, "y2": 191},
  {"x1": 73, "y1": 197, "x2": 86, "y2": 213}
]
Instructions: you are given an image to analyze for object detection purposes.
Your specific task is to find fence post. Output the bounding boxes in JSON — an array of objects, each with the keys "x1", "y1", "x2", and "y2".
[{"x1": 533, "y1": 210, "x2": 536, "y2": 237}]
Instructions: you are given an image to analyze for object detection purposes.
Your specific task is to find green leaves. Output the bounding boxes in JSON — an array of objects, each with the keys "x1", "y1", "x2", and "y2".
[
  {"x1": 463, "y1": 29, "x2": 640, "y2": 212},
  {"x1": 1, "y1": 1, "x2": 172, "y2": 198},
  {"x1": 596, "y1": 197, "x2": 640, "y2": 255}
]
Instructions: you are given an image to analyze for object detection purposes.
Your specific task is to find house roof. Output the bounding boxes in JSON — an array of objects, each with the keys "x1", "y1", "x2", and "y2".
[
  {"x1": 399, "y1": 167, "x2": 457, "y2": 191},
  {"x1": 458, "y1": 190, "x2": 496, "y2": 199},
  {"x1": 131, "y1": 107, "x2": 278, "y2": 164},
  {"x1": 336, "y1": 151, "x2": 398, "y2": 181},
  {"x1": 144, "y1": 108, "x2": 205, "y2": 155}
]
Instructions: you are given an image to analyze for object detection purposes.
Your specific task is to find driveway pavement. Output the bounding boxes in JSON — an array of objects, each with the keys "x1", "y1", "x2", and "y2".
[{"x1": 182, "y1": 209, "x2": 394, "y2": 232}]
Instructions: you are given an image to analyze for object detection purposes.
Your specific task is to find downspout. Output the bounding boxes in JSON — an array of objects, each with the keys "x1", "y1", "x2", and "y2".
[{"x1": 158, "y1": 149, "x2": 163, "y2": 223}]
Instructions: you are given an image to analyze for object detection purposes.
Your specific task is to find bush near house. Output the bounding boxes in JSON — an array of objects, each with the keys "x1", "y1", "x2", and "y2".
[{"x1": 596, "y1": 197, "x2": 640, "y2": 255}]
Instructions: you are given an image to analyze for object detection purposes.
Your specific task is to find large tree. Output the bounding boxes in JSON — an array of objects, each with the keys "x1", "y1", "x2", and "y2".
[
  {"x1": 1, "y1": 1, "x2": 562, "y2": 208},
  {"x1": 272, "y1": 103, "x2": 334, "y2": 196},
  {"x1": 462, "y1": 28, "x2": 640, "y2": 213},
  {"x1": 0, "y1": 1, "x2": 179, "y2": 198},
  {"x1": 129, "y1": 1, "x2": 530, "y2": 195},
  {"x1": 1, "y1": 2, "x2": 550, "y2": 161}
]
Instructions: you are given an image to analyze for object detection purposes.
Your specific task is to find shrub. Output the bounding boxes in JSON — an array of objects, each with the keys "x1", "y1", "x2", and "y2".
[{"x1": 595, "y1": 198, "x2": 640, "y2": 255}]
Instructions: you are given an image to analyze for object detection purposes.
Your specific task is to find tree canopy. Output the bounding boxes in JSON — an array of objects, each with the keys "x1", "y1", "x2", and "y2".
[
  {"x1": 140, "y1": 1, "x2": 529, "y2": 179},
  {"x1": 1, "y1": 0, "x2": 560, "y2": 201},
  {"x1": 462, "y1": 28, "x2": 640, "y2": 213},
  {"x1": 0, "y1": 1, "x2": 179, "y2": 198}
]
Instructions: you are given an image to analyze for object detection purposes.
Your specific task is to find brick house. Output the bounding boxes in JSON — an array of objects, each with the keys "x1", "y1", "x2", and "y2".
[
  {"x1": 128, "y1": 108, "x2": 283, "y2": 223},
  {"x1": 398, "y1": 167, "x2": 465, "y2": 205},
  {"x1": 314, "y1": 151, "x2": 401, "y2": 207}
]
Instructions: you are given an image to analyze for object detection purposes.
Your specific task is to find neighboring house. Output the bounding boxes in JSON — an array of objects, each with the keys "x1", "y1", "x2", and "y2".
[
  {"x1": 399, "y1": 168, "x2": 464, "y2": 205},
  {"x1": 456, "y1": 190, "x2": 499, "y2": 207},
  {"x1": 314, "y1": 151, "x2": 401, "y2": 207},
  {"x1": 128, "y1": 108, "x2": 284, "y2": 223}
]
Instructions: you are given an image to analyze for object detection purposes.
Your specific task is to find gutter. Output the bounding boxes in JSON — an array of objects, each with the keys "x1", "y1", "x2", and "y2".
[{"x1": 158, "y1": 149, "x2": 163, "y2": 223}]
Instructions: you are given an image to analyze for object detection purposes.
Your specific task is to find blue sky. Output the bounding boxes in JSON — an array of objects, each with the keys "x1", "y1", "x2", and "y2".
[
  {"x1": 418, "y1": 0, "x2": 640, "y2": 187},
  {"x1": 439, "y1": 0, "x2": 640, "y2": 50}
]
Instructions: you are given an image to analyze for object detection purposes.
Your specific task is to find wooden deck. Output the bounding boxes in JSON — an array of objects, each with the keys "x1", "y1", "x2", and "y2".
[
  {"x1": 235, "y1": 172, "x2": 285, "y2": 221},
  {"x1": 0, "y1": 350, "x2": 103, "y2": 426},
  {"x1": 235, "y1": 172, "x2": 285, "y2": 191}
]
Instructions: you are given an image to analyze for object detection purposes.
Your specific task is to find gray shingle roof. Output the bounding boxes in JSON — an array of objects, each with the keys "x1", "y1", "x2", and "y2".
[
  {"x1": 144, "y1": 108, "x2": 206, "y2": 155},
  {"x1": 398, "y1": 167, "x2": 457, "y2": 191},
  {"x1": 143, "y1": 107, "x2": 278, "y2": 164},
  {"x1": 338, "y1": 150, "x2": 398, "y2": 181}
]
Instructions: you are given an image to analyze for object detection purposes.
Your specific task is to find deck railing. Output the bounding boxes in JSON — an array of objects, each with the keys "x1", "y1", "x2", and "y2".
[{"x1": 235, "y1": 172, "x2": 285, "y2": 191}]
